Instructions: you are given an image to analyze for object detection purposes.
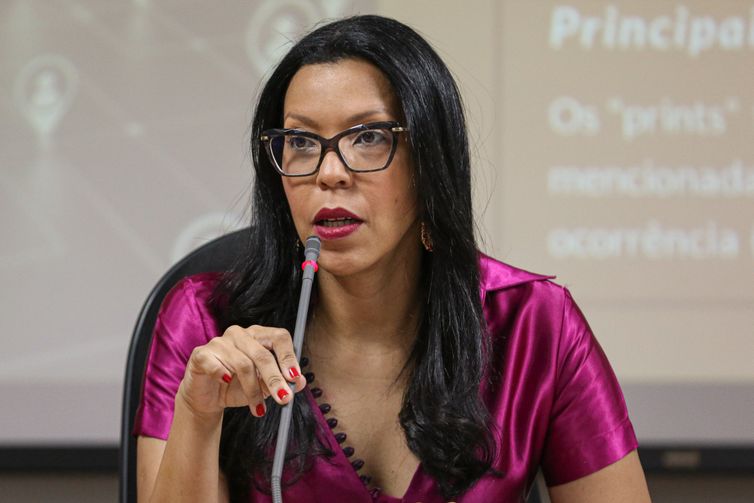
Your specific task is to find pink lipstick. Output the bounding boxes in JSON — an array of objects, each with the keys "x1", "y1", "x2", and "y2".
[{"x1": 313, "y1": 207, "x2": 363, "y2": 240}]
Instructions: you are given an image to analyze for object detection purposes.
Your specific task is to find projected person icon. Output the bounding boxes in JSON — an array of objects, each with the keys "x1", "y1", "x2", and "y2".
[
  {"x1": 245, "y1": 0, "x2": 348, "y2": 76},
  {"x1": 14, "y1": 54, "x2": 78, "y2": 146}
]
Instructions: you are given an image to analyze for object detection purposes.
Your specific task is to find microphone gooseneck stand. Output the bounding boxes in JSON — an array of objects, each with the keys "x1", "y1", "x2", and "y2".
[{"x1": 271, "y1": 236, "x2": 321, "y2": 503}]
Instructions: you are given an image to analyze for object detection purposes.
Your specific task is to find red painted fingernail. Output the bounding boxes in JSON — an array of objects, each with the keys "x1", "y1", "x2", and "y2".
[
  {"x1": 222, "y1": 373, "x2": 232, "y2": 384},
  {"x1": 255, "y1": 403, "x2": 265, "y2": 417},
  {"x1": 288, "y1": 367, "x2": 300, "y2": 379},
  {"x1": 277, "y1": 389, "x2": 289, "y2": 401}
]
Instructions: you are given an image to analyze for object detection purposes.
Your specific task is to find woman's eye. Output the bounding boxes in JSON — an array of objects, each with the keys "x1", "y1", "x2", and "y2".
[
  {"x1": 287, "y1": 136, "x2": 315, "y2": 150},
  {"x1": 354, "y1": 130, "x2": 387, "y2": 146}
]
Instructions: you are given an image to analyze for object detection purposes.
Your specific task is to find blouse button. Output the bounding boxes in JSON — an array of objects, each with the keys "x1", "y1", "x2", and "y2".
[
  {"x1": 319, "y1": 403, "x2": 331, "y2": 414},
  {"x1": 351, "y1": 459, "x2": 364, "y2": 470},
  {"x1": 327, "y1": 417, "x2": 338, "y2": 429},
  {"x1": 310, "y1": 388, "x2": 323, "y2": 398},
  {"x1": 304, "y1": 372, "x2": 315, "y2": 383},
  {"x1": 359, "y1": 475, "x2": 371, "y2": 484},
  {"x1": 300, "y1": 356, "x2": 309, "y2": 367},
  {"x1": 342, "y1": 446, "x2": 354, "y2": 457},
  {"x1": 335, "y1": 432, "x2": 347, "y2": 443}
]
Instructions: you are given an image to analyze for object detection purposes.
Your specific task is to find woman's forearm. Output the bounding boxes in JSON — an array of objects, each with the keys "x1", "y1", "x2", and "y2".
[{"x1": 148, "y1": 386, "x2": 225, "y2": 503}]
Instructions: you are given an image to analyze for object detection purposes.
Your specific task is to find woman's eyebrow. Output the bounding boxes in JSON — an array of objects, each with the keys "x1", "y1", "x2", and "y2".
[
  {"x1": 343, "y1": 109, "x2": 390, "y2": 124},
  {"x1": 283, "y1": 113, "x2": 320, "y2": 128}
]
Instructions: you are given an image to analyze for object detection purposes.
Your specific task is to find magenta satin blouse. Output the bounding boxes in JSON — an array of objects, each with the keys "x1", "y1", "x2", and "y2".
[{"x1": 133, "y1": 254, "x2": 638, "y2": 502}]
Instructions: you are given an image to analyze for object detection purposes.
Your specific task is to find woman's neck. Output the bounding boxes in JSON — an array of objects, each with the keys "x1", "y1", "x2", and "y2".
[{"x1": 307, "y1": 245, "x2": 423, "y2": 377}]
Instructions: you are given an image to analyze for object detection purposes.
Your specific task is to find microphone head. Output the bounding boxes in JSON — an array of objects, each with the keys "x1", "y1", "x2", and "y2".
[{"x1": 304, "y1": 236, "x2": 321, "y2": 261}]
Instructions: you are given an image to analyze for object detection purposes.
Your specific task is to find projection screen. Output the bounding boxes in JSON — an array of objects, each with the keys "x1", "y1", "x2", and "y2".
[{"x1": 0, "y1": 0, "x2": 751, "y2": 467}]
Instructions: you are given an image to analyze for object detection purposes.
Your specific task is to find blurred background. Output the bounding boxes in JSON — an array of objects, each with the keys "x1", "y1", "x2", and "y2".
[{"x1": 0, "y1": 0, "x2": 752, "y2": 501}]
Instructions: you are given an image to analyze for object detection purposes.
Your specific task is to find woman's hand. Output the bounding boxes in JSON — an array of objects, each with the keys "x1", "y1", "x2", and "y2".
[
  {"x1": 141, "y1": 325, "x2": 301, "y2": 503},
  {"x1": 177, "y1": 325, "x2": 305, "y2": 419}
]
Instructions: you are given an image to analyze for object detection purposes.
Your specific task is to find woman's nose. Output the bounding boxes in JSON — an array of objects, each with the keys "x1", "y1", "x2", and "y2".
[{"x1": 316, "y1": 149, "x2": 353, "y2": 189}]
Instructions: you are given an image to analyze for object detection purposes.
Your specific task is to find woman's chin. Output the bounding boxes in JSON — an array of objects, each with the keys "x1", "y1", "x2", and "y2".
[
  {"x1": 317, "y1": 251, "x2": 373, "y2": 279},
  {"x1": 318, "y1": 260, "x2": 358, "y2": 278}
]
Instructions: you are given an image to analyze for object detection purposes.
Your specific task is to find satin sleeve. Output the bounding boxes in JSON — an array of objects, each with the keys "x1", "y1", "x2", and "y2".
[
  {"x1": 132, "y1": 273, "x2": 221, "y2": 440},
  {"x1": 541, "y1": 288, "x2": 638, "y2": 486}
]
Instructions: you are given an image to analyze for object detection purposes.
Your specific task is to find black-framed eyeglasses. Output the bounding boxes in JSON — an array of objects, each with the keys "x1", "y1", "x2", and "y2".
[{"x1": 260, "y1": 121, "x2": 408, "y2": 177}]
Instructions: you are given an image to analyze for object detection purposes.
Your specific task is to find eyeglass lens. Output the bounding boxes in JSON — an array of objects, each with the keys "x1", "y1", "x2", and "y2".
[{"x1": 269, "y1": 127, "x2": 395, "y2": 175}]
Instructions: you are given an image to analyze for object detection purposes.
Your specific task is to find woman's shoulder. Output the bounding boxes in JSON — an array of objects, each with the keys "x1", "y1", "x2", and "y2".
[
  {"x1": 478, "y1": 252, "x2": 560, "y2": 300},
  {"x1": 478, "y1": 253, "x2": 587, "y2": 344},
  {"x1": 133, "y1": 272, "x2": 225, "y2": 439},
  {"x1": 477, "y1": 254, "x2": 638, "y2": 488},
  {"x1": 155, "y1": 272, "x2": 224, "y2": 337},
  {"x1": 162, "y1": 271, "x2": 224, "y2": 306}
]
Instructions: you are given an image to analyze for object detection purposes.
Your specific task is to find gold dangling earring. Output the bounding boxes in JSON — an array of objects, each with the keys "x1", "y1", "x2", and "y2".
[{"x1": 420, "y1": 222, "x2": 434, "y2": 252}]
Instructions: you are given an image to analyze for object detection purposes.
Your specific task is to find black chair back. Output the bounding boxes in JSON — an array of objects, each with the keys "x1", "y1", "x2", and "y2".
[{"x1": 118, "y1": 228, "x2": 248, "y2": 503}]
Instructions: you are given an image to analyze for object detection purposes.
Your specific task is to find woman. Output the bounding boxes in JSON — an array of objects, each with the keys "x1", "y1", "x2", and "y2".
[{"x1": 135, "y1": 15, "x2": 651, "y2": 503}]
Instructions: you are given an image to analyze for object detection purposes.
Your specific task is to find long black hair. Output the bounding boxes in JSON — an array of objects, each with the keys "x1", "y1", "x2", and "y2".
[{"x1": 214, "y1": 15, "x2": 495, "y2": 500}]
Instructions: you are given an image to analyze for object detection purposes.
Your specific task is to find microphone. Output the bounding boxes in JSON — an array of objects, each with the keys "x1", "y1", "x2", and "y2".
[{"x1": 271, "y1": 236, "x2": 321, "y2": 503}]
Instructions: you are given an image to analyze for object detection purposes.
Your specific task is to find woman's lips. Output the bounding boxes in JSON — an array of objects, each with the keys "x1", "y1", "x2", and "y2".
[
  {"x1": 313, "y1": 220, "x2": 362, "y2": 239},
  {"x1": 312, "y1": 207, "x2": 363, "y2": 239}
]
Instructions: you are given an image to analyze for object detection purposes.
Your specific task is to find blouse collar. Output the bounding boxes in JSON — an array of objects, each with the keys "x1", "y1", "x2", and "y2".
[{"x1": 478, "y1": 253, "x2": 555, "y2": 304}]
